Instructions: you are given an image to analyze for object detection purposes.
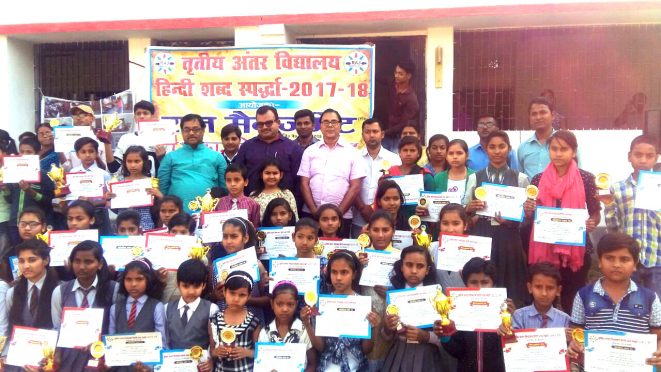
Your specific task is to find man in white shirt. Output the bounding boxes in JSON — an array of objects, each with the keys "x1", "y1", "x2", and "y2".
[{"x1": 352, "y1": 118, "x2": 401, "y2": 237}]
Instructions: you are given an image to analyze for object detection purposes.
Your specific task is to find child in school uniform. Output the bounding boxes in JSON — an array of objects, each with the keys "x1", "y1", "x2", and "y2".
[
  {"x1": 215, "y1": 164, "x2": 261, "y2": 228},
  {"x1": 568, "y1": 233, "x2": 661, "y2": 368},
  {"x1": 159, "y1": 212, "x2": 198, "y2": 303},
  {"x1": 165, "y1": 259, "x2": 218, "y2": 372}
]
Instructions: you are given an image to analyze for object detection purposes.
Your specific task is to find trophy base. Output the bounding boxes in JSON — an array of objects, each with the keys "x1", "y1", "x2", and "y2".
[
  {"x1": 441, "y1": 322, "x2": 457, "y2": 337},
  {"x1": 502, "y1": 333, "x2": 518, "y2": 344},
  {"x1": 54, "y1": 186, "x2": 71, "y2": 198},
  {"x1": 95, "y1": 130, "x2": 112, "y2": 144}
]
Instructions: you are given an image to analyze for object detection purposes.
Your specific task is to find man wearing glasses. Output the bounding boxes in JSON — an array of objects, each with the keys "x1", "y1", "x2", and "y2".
[
  {"x1": 158, "y1": 113, "x2": 228, "y2": 213},
  {"x1": 466, "y1": 114, "x2": 519, "y2": 172},
  {"x1": 234, "y1": 105, "x2": 303, "y2": 198},
  {"x1": 298, "y1": 109, "x2": 366, "y2": 238}
]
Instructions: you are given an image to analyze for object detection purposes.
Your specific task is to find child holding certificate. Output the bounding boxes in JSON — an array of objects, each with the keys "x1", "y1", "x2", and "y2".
[
  {"x1": 464, "y1": 130, "x2": 529, "y2": 307},
  {"x1": 374, "y1": 180, "x2": 409, "y2": 231},
  {"x1": 386, "y1": 136, "x2": 436, "y2": 191},
  {"x1": 215, "y1": 164, "x2": 261, "y2": 228},
  {"x1": 261, "y1": 198, "x2": 296, "y2": 228},
  {"x1": 108, "y1": 258, "x2": 166, "y2": 371},
  {"x1": 382, "y1": 245, "x2": 442, "y2": 371},
  {"x1": 50, "y1": 240, "x2": 119, "y2": 371},
  {"x1": 433, "y1": 139, "x2": 474, "y2": 200},
  {"x1": 434, "y1": 258, "x2": 507, "y2": 372},
  {"x1": 159, "y1": 212, "x2": 197, "y2": 302},
  {"x1": 525, "y1": 130, "x2": 600, "y2": 311},
  {"x1": 250, "y1": 158, "x2": 299, "y2": 221},
  {"x1": 57, "y1": 200, "x2": 97, "y2": 280},
  {"x1": 210, "y1": 271, "x2": 262, "y2": 372},
  {"x1": 315, "y1": 203, "x2": 343, "y2": 239},
  {"x1": 258, "y1": 281, "x2": 316, "y2": 371},
  {"x1": 436, "y1": 204, "x2": 471, "y2": 289},
  {"x1": 301, "y1": 250, "x2": 381, "y2": 372},
  {"x1": 568, "y1": 233, "x2": 661, "y2": 368},
  {"x1": 164, "y1": 259, "x2": 218, "y2": 371}
]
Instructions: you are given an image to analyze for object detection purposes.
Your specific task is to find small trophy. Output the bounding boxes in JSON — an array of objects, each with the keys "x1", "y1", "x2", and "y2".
[
  {"x1": 36, "y1": 226, "x2": 53, "y2": 245},
  {"x1": 525, "y1": 185, "x2": 539, "y2": 200},
  {"x1": 189, "y1": 240, "x2": 210, "y2": 265},
  {"x1": 47, "y1": 163, "x2": 71, "y2": 197},
  {"x1": 189, "y1": 345, "x2": 204, "y2": 365},
  {"x1": 188, "y1": 189, "x2": 219, "y2": 213},
  {"x1": 380, "y1": 160, "x2": 391, "y2": 176},
  {"x1": 408, "y1": 215, "x2": 422, "y2": 230},
  {"x1": 97, "y1": 113, "x2": 122, "y2": 144},
  {"x1": 218, "y1": 270, "x2": 230, "y2": 285},
  {"x1": 313, "y1": 240, "x2": 324, "y2": 256},
  {"x1": 150, "y1": 177, "x2": 160, "y2": 190},
  {"x1": 385, "y1": 304, "x2": 404, "y2": 333},
  {"x1": 474, "y1": 186, "x2": 488, "y2": 202},
  {"x1": 357, "y1": 233, "x2": 370, "y2": 258},
  {"x1": 220, "y1": 328, "x2": 236, "y2": 360},
  {"x1": 570, "y1": 328, "x2": 585, "y2": 364},
  {"x1": 418, "y1": 197, "x2": 428, "y2": 208},
  {"x1": 256, "y1": 230, "x2": 267, "y2": 256},
  {"x1": 304, "y1": 290, "x2": 319, "y2": 316},
  {"x1": 88, "y1": 340, "x2": 105, "y2": 368},
  {"x1": 500, "y1": 301, "x2": 517, "y2": 343},
  {"x1": 414, "y1": 225, "x2": 432, "y2": 250},
  {"x1": 42, "y1": 342, "x2": 55, "y2": 372},
  {"x1": 430, "y1": 287, "x2": 456, "y2": 336},
  {"x1": 595, "y1": 173, "x2": 611, "y2": 196}
]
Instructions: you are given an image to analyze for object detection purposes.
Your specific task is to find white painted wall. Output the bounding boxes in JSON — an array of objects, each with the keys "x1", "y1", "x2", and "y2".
[
  {"x1": 128, "y1": 38, "x2": 152, "y2": 102},
  {"x1": 0, "y1": 37, "x2": 34, "y2": 140}
]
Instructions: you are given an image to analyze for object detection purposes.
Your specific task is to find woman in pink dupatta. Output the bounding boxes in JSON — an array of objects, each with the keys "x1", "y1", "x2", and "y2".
[{"x1": 524, "y1": 130, "x2": 601, "y2": 311}]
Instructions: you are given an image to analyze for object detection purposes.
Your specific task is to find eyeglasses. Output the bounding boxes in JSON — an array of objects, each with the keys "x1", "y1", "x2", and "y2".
[
  {"x1": 74, "y1": 113, "x2": 92, "y2": 118},
  {"x1": 477, "y1": 122, "x2": 496, "y2": 128},
  {"x1": 321, "y1": 120, "x2": 341, "y2": 126},
  {"x1": 182, "y1": 127, "x2": 203, "y2": 134},
  {"x1": 256, "y1": 120, "x2": 277, "y2": 128},
  {"x1": 18, "y1": 221, "x2": 43, "y2": 229}
]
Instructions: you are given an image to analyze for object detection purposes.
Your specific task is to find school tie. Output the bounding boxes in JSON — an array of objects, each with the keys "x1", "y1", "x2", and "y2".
[
  {"x1": 80, "y1": 288, "x2": 91, "y2": 308},
  {"x1": 127, "y1": 300, "x2": 138, "y2": 329},
  {"x1": 231, "y1": 198, "x2": 238, "y2": 210},
  {"x1": 540, "y1": 314, "x2": 549, "y2": 328},
  {"x1": 181, "y1": 305, "x2": 189, "y2": 326},
  {"x1": 29, "y1": 286, "x2": 39, "y2": 317}
]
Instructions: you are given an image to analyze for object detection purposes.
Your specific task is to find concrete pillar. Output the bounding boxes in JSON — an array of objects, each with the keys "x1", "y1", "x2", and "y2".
[
  {"x1": 128, "y1": 38, "x2": 152, "y2": 102},
  {"x1": 0, "y1": 36, "x2": 35, "y2": 140},
  {"x1": 424, "y1": 27, "x2": 454, "y2": 143}
]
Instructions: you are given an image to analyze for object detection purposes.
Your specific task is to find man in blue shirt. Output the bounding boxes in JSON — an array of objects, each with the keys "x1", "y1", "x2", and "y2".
[
  {"x1": 467, "y1": 114, "x2": 519, "y2": 172},
  {"x1": 158, "y1": 114, "x2": 228, "y2": 213},
  {"x1": 518, "y1": 97, "x2": 556, "y2": 179}
]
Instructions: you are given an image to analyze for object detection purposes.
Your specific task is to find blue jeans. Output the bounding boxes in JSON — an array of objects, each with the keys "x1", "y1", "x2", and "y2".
[
  {"x1": 367, "y1": 359, "x2": 384, "y2": 372},
  {"x1": 634, "y1": 266, "x2": 661, "y2": 298}
]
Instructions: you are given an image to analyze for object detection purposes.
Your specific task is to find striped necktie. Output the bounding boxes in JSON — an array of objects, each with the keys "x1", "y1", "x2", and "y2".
[{"x1": 127, "y1": 300, "x2": 138, "y2": 329}]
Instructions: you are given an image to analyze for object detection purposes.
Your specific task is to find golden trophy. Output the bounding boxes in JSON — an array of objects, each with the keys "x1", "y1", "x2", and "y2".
[
  {"x1": 474, "y1": 186, "x2": 488, "y2": 202},
  {"x1": 36, "y1": 226, "x2": 53, "y2": 245},
  {"x1": 256, "y1": 230, "x2": 267, "y2": 256},
  {"x1": 408, "y1": 215, "x2": 422, "y2": 230},
  {"x1": 595, "y1": 173, "x2": 611, "y2": 196},
  {"x1": 189, "y1": 240, "x2": 210, "y2": 265},
  {"x1": 304, "y1": 290, "x2": 319, "y2": 316},
  {"x1": 385, "y1": 304, "x2": 404, "y2": 333},
  {"x1": 357, "y1": 233, "x2": 370, "y2": 258},
  {"x1": 570, "y1": 328, "x2": 585, "y2": 364},
  {"x1": 88, "y1": 340, "x2": 105, "y2": 368},
  {"x1": 189, "y1": 345, "x2": 204, "y2": 365},
  {"x1": 525, "y1": 185, "x2": 539, "y2": 200},
  {"x1": 380, "y1": 160, "x2": 391, "y2": 176},
  {"x1": 313, "y1": 240, "x2": 324, "y2": 256},
  {"x1": 220, "y1": 328, "x2": 237, "y2": 360},
  {"x1": 188, "y1": 189, "x2": 219, "y2": 213},
  {"x1": 430, "y1": 287, "x2": 456, "y2": 336},
  {"x1": 96, "y1": 113, "x2": 122, "y2": 144},
  {"x1": 47, "y1": 163, "x2": 71, "y2": 197},
  {"x1": 151, "y1": 177, "x2": 160, "y2": 190},
  {"x1": 500, "y1": 301, "x2": 517, "y2": 343},
  {"x1": 42, "y1": 342, "x2": 55, "y2": 372}
]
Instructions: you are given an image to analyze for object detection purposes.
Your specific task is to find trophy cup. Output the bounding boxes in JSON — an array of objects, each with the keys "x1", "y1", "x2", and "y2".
[
  {"x1": 357, "y1": 233, "x2": 370, "y2": 258},
  {"x1": 570, "y1": 328, "x2": 585, "y2": 364},
  {"x1": 188, "y1": 189, "x2": 220, "y2": 213},
  {"x1": 189, "y1": 240, "x2": 210, "y2": 265},
  {"x1": 430, "y1": 287, "x2": 456, "y2": 336},
  {"x1": 88, "y1": 340, "x2": 105, "y2": 368},
  {"x1": 525, "y1": 185, "x2": 539, "y2": 200},
  {"x1": 189, "y1": 345, "x2": 204, "y2": 366},
  {"x1": 595, "y1": 173, "x2": 611, "y2": 196},
  {"x1": 150, "y1": 177, "x2": 160, "y2": 190},
  {"x1": 256, "y1": 230, "x2": 267, "y2": 256},
  {"x1": 304, "y1": 290, "x2": 319, "y2": 316},
  {"x1": 47, "y1": 163, "x2": 71, "y2": 197},
  {"x1": 97, "y1": 113, "x2": 122, "y2": 144},
  {"x1": 42, "y1": 342, "x2": 55, "y2": 372},
  {"x1": 313, "y1": 240, "x2": 324, "y2": 256},
  {"x1": 474, "y1": 186, "x2": 488, "y2": 202},
  {"x1": 500, "y1": 301, "x2": 517, "y2": 343},
  {"x1": 36, "y1": 226, "x2": 53, "y2": 245},
  {"x1": 220, "y1": 328, "x2": 237, "y2": 360},
  {"x1": 385, "y1": 304, "x2": 404, "y2": 333}
]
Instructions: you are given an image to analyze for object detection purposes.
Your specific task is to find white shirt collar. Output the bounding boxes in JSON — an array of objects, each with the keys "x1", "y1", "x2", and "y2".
[
  {"x1": 28, "y1": 272, "x2": 47, "y2": 292},
  {"x1": 71, "y1": 275, "x2": 99, "y2": 292},
  {"x1": 178, "y1": 296, "x2": 201, "y2": 313}
]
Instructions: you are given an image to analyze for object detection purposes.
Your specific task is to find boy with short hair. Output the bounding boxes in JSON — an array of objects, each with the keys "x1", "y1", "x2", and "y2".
[
  {"x1": 569, "y1": 232, "x2": 661, "y2": 367},
  {"x1": 214, "y1": 164, "x2": 260, "y2": 228},
  {"x1": 601, "y1": 135, "x2": 661, "y2": 297},
  {"x1": 220, "y1": 124, "x2": 242, "y2": 166},
  {"x1": 511, "y1": 262, "x2": 569, "y2": 330},
  {"x1": 164, "y1": 259, "x2": 218, "y2": 371}
]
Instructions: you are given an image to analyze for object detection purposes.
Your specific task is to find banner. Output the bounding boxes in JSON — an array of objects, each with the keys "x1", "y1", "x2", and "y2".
[{"x1": 148, "y1": 45, "x2": 374, "y2": 145}]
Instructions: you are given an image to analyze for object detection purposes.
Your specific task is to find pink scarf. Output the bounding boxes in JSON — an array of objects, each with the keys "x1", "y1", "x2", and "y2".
[{"x1": 529, "y1": 160, "x2": 586, "y2": 272}]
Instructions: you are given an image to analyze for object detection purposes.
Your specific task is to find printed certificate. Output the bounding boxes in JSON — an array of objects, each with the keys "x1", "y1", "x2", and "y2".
[
  {"x1": 446, "y1": 287, "x2": 507, "y2": 331},
  {"x1": 49, "y1": 229, "x2": 99, "y2": 266},
  {"x1": 56, "y1": 307, "x2": 104, "y2": 348},
  {"x1": 137, "y1": 120, "x2": 179, "y2": 147},
  {"x1": 533, "y1": 207, "x2": 587, "y2": 246},
  {"x1": 158, "y1": 348, "x2": 208, "y2": 371},
  {"x1": 269, "y1": 257, "x2": 320, "y2": 294},
  {"x1": 436, "y1": 233, "x2": 492, "y2": 272},
  {"x1": 585, "y1": 330, "x2": 657, "y2": 372},
  {"x1": 212, "y1": 246, "x2": 260, "y2": 284},
  {"x1": 419, "y1": 191, "x2": 462, "y2": 222},
  {"x1": 65, "y1": 171, "x2": 105, "y2": 200},
  {"x1": 315, "y1": 294, "x2": 372, "y2": 339},
  {"x1": 318, "y1": 238, "x2": 361, "y2": 257},
  {"x1": 109, "y1": 178, "x2": 154, "y2": 209},
  {"x1": 200, "y1": 209, "x2": 248, "y2": 243},
  {"x1": 53, "y1": 126, "x2": 95, "y2": 153},
  {"x1": 145, "y1": 233, "x2": 197, "y2": 270},
  {"x1": 6, "y1": 326, "x2": 59, "y2": 367},
  {"x1": 100, "y1": 235, "x2": 147, "y2": 269},
  {"x1": 476, "y1": 183, "x2": 527, "y2": 222},
  {"x1": 635, "y1": 170, "x2": 661, "y2": 212},
  {"x1": 104, "y1": 332, "x2": 163, "y2": 366},
  {"x1": 254, "y1": 342, "x2": 307, "y2": 372},
  {"x1": 502, "y1": 328, "x2": 569, "y2": 372},
  {"x1": 1, "y1": 155, "x2": 41, "y2": 183},
  {"x1": 392, "y1": 230, "x2": 414, "y2": 250},
  {"x1": 258, "y1": 226, "x2": 296, "y2": 258},
  {"x1": 386, "y1": 285, "x2": 442, "y2": 328},
  {"x1": 358, "y1": 249, "x2": 398, "y2": 287},
  {"x1": 389, "y1": 174, "x2": 424, "y2": 205}
]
